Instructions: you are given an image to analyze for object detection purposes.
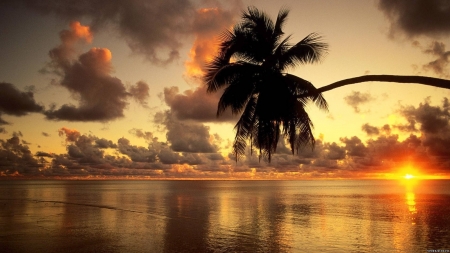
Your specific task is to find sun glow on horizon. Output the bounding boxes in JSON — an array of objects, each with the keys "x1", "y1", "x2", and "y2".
[{"x1": 404, "y1": 174, "x2": 415, "y2": 180}]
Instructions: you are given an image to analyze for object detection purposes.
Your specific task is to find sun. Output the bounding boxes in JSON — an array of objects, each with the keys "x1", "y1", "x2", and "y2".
[{"x1": 404, "y1": 174, "x2": 415, "y2": 180}]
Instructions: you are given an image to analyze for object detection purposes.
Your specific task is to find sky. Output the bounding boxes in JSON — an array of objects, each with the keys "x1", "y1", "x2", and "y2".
[{"x1": 1, "y1": 0, "x2": 450, "y2": 179}]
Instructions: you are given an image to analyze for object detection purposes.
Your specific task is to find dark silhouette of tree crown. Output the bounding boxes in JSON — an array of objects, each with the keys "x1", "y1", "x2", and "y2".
[{"x1": 204, "y1": 6, "x2": 328, "y2": 162}]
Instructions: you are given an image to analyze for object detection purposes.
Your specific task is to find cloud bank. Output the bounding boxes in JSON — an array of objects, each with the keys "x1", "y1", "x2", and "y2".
[{"x1": 3, "y1": 97, "x2": 450, "y2": 179}]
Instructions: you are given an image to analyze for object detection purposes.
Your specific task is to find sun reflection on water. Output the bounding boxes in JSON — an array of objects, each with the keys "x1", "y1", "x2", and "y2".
[{"x1": 402, "y1": 178, "x2": 418, "y2": 225}]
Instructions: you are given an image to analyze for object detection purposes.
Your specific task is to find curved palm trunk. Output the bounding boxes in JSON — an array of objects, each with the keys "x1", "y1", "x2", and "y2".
[{"x1": 310, "y1": 75, "x2": 450, "y2": 94}]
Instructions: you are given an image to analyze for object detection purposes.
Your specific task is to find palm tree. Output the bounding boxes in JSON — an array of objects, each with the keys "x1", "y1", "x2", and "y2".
[
  {"x1": 204, "y1": 6, "x2": 450, "y2": 162},
  {"x1": 204, "y1": 7, "x2": 328, "y2": 162}
]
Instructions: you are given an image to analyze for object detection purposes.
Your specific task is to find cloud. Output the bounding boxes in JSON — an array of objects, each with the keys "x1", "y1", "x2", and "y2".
[
  {"x1": 35, "y1": 151, "x2": 54, "y2": 158},
  {"x1": 378, "y1": 0, "x2": 450, "y2": 38},
  {"x1": 397, "y1": 98, "x2": 450, "y2": 134},
  {"x1": 43, "y1": 22, "x2": 147, "y2": 122},
  {"x1": 129, "y1": 128, "x2": 156, "y2": 143},
  {"x1": 0, "y1": 117, "x2": 8, "y2": 126},
  {"x1": 128, "y1": 81, "x2": 150, "y2": 107},
  {"x1": 361, "y1": 123, "x2": 391, "y2": 136},
  {"x1": 10, "y1": 0, "x2": 242, "y2": 65},
  {"x1": 361, "y1": 123, "x2": 380, "y2": 136},
  {"x1": 0, "y1": 82, "x2": 43, "y2": 124},
  {"x1": 6, "y1": 97, "x2": 450, "y2": 178},
  {"x1": 117, "y1": 134, "x2": 224, "y2": 166},
  {"x1": 325, "y1": 142, "x2": 346, "y2": 160},
  {"x1": 396, "y1": 98, "x2": 450, "y2": 159},
  {"x1": 117, "y1": 137, "x2": 159, "y2": 163},
  {"x1": 185, "y1": 5, "x2": 239, "y2": 79},
  {"x1": 0, "y1": 136, "x2": 42, "y2": 175},
  {"x1": 163, "y1": 85, "x2": 236, "y2": 122},
  {"x1": 95, "y1": 138, "x2": 117, "y2": 149},
  {"x1": 42, "y1": 132, "x2": 50, "y2": 137},
  {"x1": 340, "y1": 136, "x2": 367, "y2": 157},
  {"x1": 159, "y1": 111, "x2": 219, "y2": 153},
  {"x1": 58, "y1": 127, "x2": 81, "y2": 142},
  {"x1": 422, "y1": 41, "x2": 450, "y2": 78},
  {"x1": 344, "y1": 91, "x2": 375, "y2": 113},
  {"x1": 378, "y1": 0, "x2": 450, "y2": 78},
  {"x1": 12, "y1": 131, "x2": 23, "y2": 137},
  {"x1": 13, "y1": 0, "x2": 191, "y2": 64},
  {"x1": 380, "y1": 124, "x2": 392, "y2": 135}
]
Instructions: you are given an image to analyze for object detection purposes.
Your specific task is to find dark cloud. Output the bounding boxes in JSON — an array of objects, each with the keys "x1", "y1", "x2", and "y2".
[
  {"x1": 344, "y1": 91, "x2": 375, "y2": 113},
  {"x1": 54, "y1": 132, "x2": 167, "y2": 174},
  {"x1": 365, "y1": 135, "x2": 414, "y2": 162},
  {"x1": 325, "y1": 142, "x2": 346, "y2": 160},
  {"x1": 42, "y1": 132, "x2": 50, "y2": 137},
  {"x1": 13, "y1": 0, "x2": 193, "y2": 64},
  {"x1": 397, "y1": 98, "x2": 450, "y2": 160},
  {"x1": 44, "y1": 47, "x2": 129, "y2": 121},
  {"x1": 380, "y1": 124, "x2": 392, "y2": 135},
  {"x1": 0, "y1": 128, "x2": 6, "y2": 134},
  {"x1": 394, "y1": 118, "x2": 417, "y2": 132},
  {"x1": 398, "y1": 98, "x2": 450, "y2": 134},
  {"x1": 95, "y1": 138, "x2": 117, "y2": 149},
  {"x1": 0, "y1": 82, "x2": 43, "y2": 124},
  {"x1": 378, "y1": 0, "x2": 450, "y2": 78},
  {"x1": 361, "y1": 123, "x2": 391, "y2": 136},
  {"x1": 0, "y1": 117, "x2": 8, "y2": 126},
  {"x1": 128, "y1": 81, "x2": 150, "y2": 107},
  {"x1": 163, "y1": 85, "x2": 236, "y2": 122},
  {"x1": 57, "y1": 130, "x2": 118, "y2": 166},
  {"x1": 378, "y1": 0, "x2": 450, "y2": 38},
  {"x1": 9, "y1": 0, "x2": 242, "y2": 65},
  {"x1": 35, "y1": 151, "x2": 54, "y2": 158},
  {"x1": 362, "y1": 123, "x2": 380, "y2": 136},
  {"x1": 117, "y1": 135, "x2": 223, "y2": 166},
  {"x1": 160, "y1": 111, "x2": 219, "y2": 153},
  {"x1": 422, "y1": 41, "x2": 450, "y2": 78},
  {"x1": 129, "y1": 128, "x2": 156, "y2": 143},
  {"x1": 117, "y1": 137, "x2": 158, "y2": 163},
  {"x1": 340, "y1": 136, "x2": 367, "y2": 157},
  {"x1": 12, "y1": 131, "x2": 23, "y2": 137},
  {"x1": 0, "y1": 136, "x2": 42, "y2": 175},
  {"x1": 43, "y1": 22, "x2": 146, "y2": 122}
]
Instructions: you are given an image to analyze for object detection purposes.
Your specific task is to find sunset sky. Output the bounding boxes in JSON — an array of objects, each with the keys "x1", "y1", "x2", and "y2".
[{"x1": 1, "y1": 0, "x2": 450, "y2": 179}]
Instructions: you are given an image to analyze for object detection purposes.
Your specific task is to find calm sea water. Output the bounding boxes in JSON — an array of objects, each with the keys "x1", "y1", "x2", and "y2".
[{"x1": 0, "y1": 180, "x2": 449, "y2": 253}]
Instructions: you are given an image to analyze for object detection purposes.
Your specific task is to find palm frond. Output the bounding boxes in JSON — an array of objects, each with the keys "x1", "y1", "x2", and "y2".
[
  {"x1": 205, "y1": 61, "x2": 260, "y2": 93},
  {"x1": 283, "y1": 74, "x2": 328, "y2": 111},
  {"x1": 273, "y1": 8, "x2": 289, "y2": 41},
  {"x1": 279, "y1": 33, "x2": 328, "y2": 71},
  {"x1": 254, "y1": 118, "x2": 280, "y2": 162},
  {"x1": 217, "y1": 73, "x2": 257, "y2": 115},
  {"x1": 233, "y1": 95, "x2": 258, "y2": 161},
  {"x1": 242, "y1": 6, "x2": 274, "y2": 33}
]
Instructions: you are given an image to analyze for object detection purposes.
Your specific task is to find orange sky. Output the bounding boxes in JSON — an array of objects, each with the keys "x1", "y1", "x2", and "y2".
[{"x1": 1, "y1": 0, "x2": 450, "y2": 179}]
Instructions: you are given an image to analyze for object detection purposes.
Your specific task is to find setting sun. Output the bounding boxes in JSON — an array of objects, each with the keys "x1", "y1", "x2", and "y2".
[{"x1": 404, "y1": 174, "x2": 415, "y2": 180}]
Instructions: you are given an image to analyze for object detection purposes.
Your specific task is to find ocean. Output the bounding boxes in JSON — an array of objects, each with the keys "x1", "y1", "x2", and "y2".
[{"x1": 0, "y1": 180, "x2": 449, "y2": 252}]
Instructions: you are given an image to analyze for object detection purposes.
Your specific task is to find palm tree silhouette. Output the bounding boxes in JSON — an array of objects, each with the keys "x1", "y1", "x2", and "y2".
[
  {"x1": 204, "y1": 6, "x2": 450, "y2": 162},
  {"x1": 204, "y1": 7, "x2": 328, "y2": 162}
]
